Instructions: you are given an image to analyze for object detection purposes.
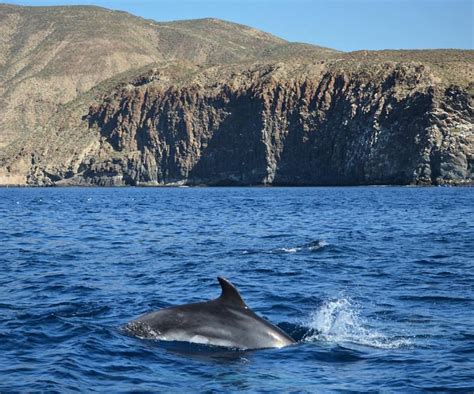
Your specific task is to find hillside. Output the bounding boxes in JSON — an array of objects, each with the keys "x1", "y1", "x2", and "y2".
[
  {"x1": 0, "y1": 4, "x2": 472, "y2": 186},
  {"x1": 0, "y1": 4, "x2": 336, "y2": 148}
]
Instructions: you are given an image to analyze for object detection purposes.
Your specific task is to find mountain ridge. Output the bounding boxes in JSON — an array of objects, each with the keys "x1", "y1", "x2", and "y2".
[
  {"x1": 0, "y1": 3, "x2": 338, "y2": 149},
  {"x1": 0, "y1": 4, "x2": 472, "y2": 186}
]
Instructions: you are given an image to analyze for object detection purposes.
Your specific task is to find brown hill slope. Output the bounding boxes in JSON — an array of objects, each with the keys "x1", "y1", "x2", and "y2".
[
  {"x1": 0, "y1": 4, "x2": 336, "y2": 148},
  {"x1": 0, "y1": 4, "x2": 472, "y2": 186}
]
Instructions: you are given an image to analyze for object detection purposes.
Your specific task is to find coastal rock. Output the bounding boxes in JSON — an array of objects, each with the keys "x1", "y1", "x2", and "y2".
[
  {"x1": 7, "y1": 61, "x2": 470, "y2": 186},
  {"x1": 0, "y1": 5, "x2": 472, "y2": 186}
]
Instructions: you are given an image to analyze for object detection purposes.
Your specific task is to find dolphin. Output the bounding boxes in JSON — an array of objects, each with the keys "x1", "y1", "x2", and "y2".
[{"x1": 126, "y1": 277, "x2": 296, "y2": 350}]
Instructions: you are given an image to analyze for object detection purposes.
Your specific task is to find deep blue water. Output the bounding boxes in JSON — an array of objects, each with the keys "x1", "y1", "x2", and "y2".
[{"x1": 0, "y1": 187, "x2": 473, "y2": 392}]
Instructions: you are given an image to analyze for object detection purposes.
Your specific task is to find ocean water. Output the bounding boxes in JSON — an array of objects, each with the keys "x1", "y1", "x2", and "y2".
[{"x1": 0, "y1": 187, "x2": 473, "y2": 392}]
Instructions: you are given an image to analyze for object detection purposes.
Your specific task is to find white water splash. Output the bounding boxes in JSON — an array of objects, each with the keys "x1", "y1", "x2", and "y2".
[
  {"x1": 303, "y1": 298, "x2": 412, "y2": 349},
  {"x1": 278, "y1": 240, "x2": 329, "y2": 253},
  {"x1": 123, "y1": 321, "x2": 162, "y2": 340},
  {"x1": 241, "y1": 239, "x2": 329, "y2": 255},
  {"x1": 279, "y1": 247, "x2": 299, "y2": 253}
]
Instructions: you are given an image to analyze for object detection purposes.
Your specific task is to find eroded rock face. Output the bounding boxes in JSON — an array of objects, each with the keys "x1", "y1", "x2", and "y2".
[
  {"x1": 61, "y1": 62, "x2": 472, "y2": 186},
  {"x1": 0, "y1": 4, "x2": 335, "y2": 150},
  {"x1": 1, "y1": 61, "x2": 472, "y2": 187},
  {"x1": 1, "y1": 5, "x2": 472, "y2": 186}
]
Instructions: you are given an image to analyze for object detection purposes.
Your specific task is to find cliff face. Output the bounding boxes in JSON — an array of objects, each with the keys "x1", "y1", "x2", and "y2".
[
  {"x1": 10, "y1": 61, "x2": 471, "y2": 186},
  {"x1": 0, "y1": 4, "x2": 333, "y2": 149},
  {"x1": 0, "y1": 5, "x2": 472, "y2": 186}
]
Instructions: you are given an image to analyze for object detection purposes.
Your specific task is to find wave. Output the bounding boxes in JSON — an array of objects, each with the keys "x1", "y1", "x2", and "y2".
[
  {"x1": 301, "y1": 298, "x2": 412, "y2": 349},
  {"x1": 123, "y1": 321, "x2": 162, "y2": 340},
  {"x1": 241, "y1": 239, "x2": 329, "y2": 255},
  {"x1": 278, "y1": 240, "x2": 329, "y2": 253},
  {"x1": 398, "y1": 295, "x2": 472, "y2": 303}
]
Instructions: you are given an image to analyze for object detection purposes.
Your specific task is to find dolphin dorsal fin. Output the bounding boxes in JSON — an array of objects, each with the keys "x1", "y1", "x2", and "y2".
[{"x1": 217, "y1": 277, "x2": 247, "y2": 308}]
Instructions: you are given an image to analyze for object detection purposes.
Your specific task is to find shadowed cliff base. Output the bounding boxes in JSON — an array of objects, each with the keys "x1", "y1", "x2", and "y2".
[{"x1": 0, "y1": 5, "x2": 472, "y2": 186}]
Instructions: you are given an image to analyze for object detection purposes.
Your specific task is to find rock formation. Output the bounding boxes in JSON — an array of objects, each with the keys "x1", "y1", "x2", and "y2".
[{"x1": 0, "y1": 5, "x2": 472, "y2": 186}]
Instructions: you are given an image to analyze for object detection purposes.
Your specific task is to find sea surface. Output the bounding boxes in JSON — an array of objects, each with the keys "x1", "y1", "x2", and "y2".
[{"x1": 0, "y1": 187, "x2": 473, "y2": 392}]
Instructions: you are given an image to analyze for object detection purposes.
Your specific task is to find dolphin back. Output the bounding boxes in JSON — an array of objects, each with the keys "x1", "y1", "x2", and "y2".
[{"x1": 128, "y1": 277, "x2": 296, "y2": 349}]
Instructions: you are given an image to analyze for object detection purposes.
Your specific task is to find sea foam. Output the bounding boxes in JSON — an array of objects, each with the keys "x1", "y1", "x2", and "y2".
[{"x1": 303, "y1": 298, "x2": 412, "y2": 349}]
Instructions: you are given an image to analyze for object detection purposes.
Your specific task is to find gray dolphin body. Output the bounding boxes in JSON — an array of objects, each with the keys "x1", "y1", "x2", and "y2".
[{"x1": 128, "y1": 277, "x2": 296, "y2": 349}]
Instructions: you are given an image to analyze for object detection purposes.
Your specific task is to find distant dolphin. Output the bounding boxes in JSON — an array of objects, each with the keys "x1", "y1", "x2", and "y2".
[{"x1": 126, "y1": 277, "x2": 296, "y2": 349}]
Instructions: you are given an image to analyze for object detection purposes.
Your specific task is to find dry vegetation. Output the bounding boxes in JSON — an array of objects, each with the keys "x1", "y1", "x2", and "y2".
[{"x1": 0, "y1": 4, "x2": 472, "y2": 186}]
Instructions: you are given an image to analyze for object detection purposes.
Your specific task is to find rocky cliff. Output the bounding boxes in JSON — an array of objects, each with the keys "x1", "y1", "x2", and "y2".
[{"x1": 0, "y1": 5, "x2": 472, "y2": 186}]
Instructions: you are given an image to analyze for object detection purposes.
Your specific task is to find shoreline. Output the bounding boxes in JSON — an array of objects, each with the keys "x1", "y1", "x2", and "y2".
[{"x1": 0, "y1": 183, "x2": 472, "y2": 188}]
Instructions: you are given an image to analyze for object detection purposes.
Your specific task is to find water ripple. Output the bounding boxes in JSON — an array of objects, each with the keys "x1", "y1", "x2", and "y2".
[{"x1": 0, "y1": 186, "x2": 472, "y2": 391}]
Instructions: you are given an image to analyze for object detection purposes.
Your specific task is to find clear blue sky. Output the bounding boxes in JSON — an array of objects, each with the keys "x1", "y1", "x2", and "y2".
[{"x1": 5, "y1": 0, "x2": 473, "y2": 51}]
